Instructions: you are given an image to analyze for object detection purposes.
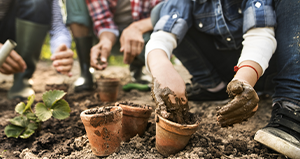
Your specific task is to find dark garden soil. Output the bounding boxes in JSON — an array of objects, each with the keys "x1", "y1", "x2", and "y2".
[{"x1": 0, "y1": 60, "x2": 287, "y2": 159}]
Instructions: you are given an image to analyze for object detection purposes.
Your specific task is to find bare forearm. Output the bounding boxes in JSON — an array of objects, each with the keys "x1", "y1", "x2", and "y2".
[
  {"x1": 99, "y1": 31, "x2": 117, "y2": 46},
  {"x1": 233, "y1": 60, "x2": 263, "y2": 87},
  {"x1": 129, "y1": 18, "x2": 153, "y2": 34}
]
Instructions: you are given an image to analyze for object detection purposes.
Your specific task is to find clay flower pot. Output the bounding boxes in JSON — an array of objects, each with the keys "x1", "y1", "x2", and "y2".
[
  {"x1": 45, "y1": 83, "x2": 69, "y2": 92},
  {"x1": 115, "y1": 101, "x2": 152, "y2": 142},
  {"x1": 155, "y1": 114, "x2": 200, "y2": 157},
  {"x1": 80, "y1": 106, "x2": 123, "y2": 156},
  {"x1": 97, "y1": 78, "x2": 120, "y2": 102}
]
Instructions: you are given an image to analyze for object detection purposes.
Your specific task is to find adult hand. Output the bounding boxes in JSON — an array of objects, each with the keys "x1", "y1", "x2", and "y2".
[
  {"x1": 120, "y1": 24, "x2": 144, "y2": 64},
  {"x1": 51, "y1": 44, "x2": 74, "y2": 77},
  {"x1": 90, "y1": 32, "x2": 115, "y2": 70},
  {"x1": 0, "y1": 44, "x2": 27, "y2": 74},
  {"x1": 216, "y1": 79, "x2": 259, "y2": 127}
]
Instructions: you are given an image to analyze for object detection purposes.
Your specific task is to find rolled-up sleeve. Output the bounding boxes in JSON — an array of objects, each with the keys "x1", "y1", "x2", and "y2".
[
  {"x1": 242, "y1": 0, "x2": 276, "y2": 33},
  {"x1": 50, "y1": 0, "x2": 72, "y2": 54},
  {"x1": 85, "y1": 0, "x2": 119, "y2": 37},
  {"x1": 153, "y1": 0, "x2": 192, "y2": 43}
]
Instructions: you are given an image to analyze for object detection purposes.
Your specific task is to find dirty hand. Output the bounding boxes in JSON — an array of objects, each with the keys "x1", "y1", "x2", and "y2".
[
  {"x1": 90, "y1": 39, "x2": 113, "y2": 70},
  {"x1": 0, "y1": 45, "x2": 26, "y2": 74},
  {"x1": 216, "y1": 79, "x2": 259, "y2": 127},
  {"x1": 120, "y1": 25, "x2": 144, "y2": 64},
  {"x1": 51, "y1": 44, "x2": 74, "y2": 77}
]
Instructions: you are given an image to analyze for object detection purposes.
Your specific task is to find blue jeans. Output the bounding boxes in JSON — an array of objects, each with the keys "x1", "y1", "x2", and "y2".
[
  {"x1": 0, "y1": 0, "x2": 52, "y2": 43},
  {"x1": 272, "y1": 0, "x2": 300, "y2": 106}
]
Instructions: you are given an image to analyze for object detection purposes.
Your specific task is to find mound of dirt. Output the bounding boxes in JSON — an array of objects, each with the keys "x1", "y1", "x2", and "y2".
[{"x1": 0, "y1": 60, "x2": 285, "y2": 159}]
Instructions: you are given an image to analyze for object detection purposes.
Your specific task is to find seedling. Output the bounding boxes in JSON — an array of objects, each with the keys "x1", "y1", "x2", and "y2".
[{"x1": 4, "y1": 90, "x2": 71, "y2": 139}]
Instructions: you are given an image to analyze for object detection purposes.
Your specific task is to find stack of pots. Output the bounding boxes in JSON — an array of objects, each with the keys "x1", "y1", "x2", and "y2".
[{"x1": 80, "y1": 101, "x2": 153, "y2": 157}]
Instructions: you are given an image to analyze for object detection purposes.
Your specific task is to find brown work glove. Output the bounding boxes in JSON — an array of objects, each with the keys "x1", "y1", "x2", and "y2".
[
  {"x1": 151, "y1": 78, "x2": 190, "y2": 124},
  {"x1": 216, "y1": 79, "x2": 259, "y2": 127}
]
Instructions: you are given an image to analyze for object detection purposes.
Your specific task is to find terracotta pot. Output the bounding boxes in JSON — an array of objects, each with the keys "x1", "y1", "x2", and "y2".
[
  {"x1": 155, "y1": 114, "x2": 200, "y2": 157},
  {"x1": 115, "y1": 102, "x2": 152, "y2": 142},
  {"x1": 80, "y1": 106, "x2": 123, "y2": 156},
  {"x1": 97, "y1": 78, "x2": 120, "y2": 102}
]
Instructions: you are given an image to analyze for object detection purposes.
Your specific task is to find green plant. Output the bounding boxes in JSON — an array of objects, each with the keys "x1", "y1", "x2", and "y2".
[{"x1": 4, "y1": 90, "x2": 71, "y2": 139}]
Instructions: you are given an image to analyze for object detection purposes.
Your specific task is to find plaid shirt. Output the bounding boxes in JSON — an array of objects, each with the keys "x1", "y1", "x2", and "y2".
[{"x1": 86, "y1": 0, "x2": 162, "y2": 37}]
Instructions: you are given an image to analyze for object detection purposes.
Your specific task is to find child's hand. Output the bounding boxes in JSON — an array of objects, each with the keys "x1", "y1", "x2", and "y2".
[
  {"x1": 217, "y1": 79, "x2": 259, "y2": 127},
  {"x1": 51, "y1": 44, "x2": 74, "y2": 77}
]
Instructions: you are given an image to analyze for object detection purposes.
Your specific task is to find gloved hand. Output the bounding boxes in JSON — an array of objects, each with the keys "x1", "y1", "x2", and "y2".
[{"x1": 216, "y1": 79, "x2": 259, "y2": 127}]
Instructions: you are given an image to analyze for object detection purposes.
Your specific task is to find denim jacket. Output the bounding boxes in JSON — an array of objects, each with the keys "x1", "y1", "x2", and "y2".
[{"x1": 154, "y1": 0, "x2": 276, "y2": 50}]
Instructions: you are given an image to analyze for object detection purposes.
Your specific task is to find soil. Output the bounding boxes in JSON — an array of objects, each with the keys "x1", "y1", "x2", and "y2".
[
  {"x1": 45, "y1": 83, "x2": 69, "y2": 93},
  {"x1": 0, "y1": 60, "x2": 286, "y2": 159}
]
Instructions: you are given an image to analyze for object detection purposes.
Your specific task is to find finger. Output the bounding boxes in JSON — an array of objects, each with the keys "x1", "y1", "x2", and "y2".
[
  {"x1": 217, "y1": 103, "x2": 258, "y2": 121},
  {"x1": 123, "y1": 40, "x2": 132, "y2": 64},
  {"x1": 218, "y1": 111, "x2": 256, "y2": 127},
  {"x1": 9, "y1": 51, "x2": 27, "y2": 71},
  {"x1": 226, "y1": 80, "x2": 244, "y2": 97},
  {"x1": 2, "y1": 56, "x2": 21, "y2": 73},
  {"x1": 55, "y1": 44, "x2": 68, "y2": 52},
  {"x1": 131, "y1": 41, "x2": 138, "y2": 59},
  {"x1": 217, "y1": 86, "x2": 257, "y2": 115},
  {"x1": 53, "y1": 57, "x2": 73, "y2": 67},
  {"x1": 137, "y1": 41, "x2": 144, "y2": 56},
  {"x1": 55, "y1": 65, "x2": 72, "y2": 73},
  {"x1": 0, "y1": 63, "x2": 15, "y2": 74},
  {"x1": 51, "y1": 49, "x2": 74, "y2": 60}
]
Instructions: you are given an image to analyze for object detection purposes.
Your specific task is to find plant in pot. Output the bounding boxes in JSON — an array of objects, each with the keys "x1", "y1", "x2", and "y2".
[
  {"x1": 151, "y1": 79, "x2": 200, "y2": 157},
  {"x1": 115, "y1": 101, "x2": 152, "y2": 142},
  {"x1": 97, "y1": 77, "x2": 120, "y2": 102},
  {"x1": 80, "y1": 106, "x2": 123, "y2": 157},
  {"x1": 4, "y1": 90, "x2": 70, "y2": 138}
]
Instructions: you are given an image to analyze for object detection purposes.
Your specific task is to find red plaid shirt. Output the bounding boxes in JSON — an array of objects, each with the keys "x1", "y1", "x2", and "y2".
[{"x1": 86, "y1": 0, "x2": 162, "y2": 37}]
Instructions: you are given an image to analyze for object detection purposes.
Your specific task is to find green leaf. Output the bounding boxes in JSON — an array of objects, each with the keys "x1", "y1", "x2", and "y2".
[
  {"x1": 27, "y1": 122, "x2": 38, "y2": 130},
  {"x1": 35, "y1": 103, "x2": 52, "y2": 122},
  {"x1": 52, "y1": 99, "x2": 71, "y2": 120},
  {"x1": 9, "y1": 116, "x2": 29, "y2": 127},
  {"x1": 4, "y1": 124, "x2": 25, "y2": 138},
  {"x1": 26, "y1": 112, "x2": 37, "y2": 121},
  {"x1": 15, "y1": 102, "x2": 26, "y2": 115},
  {"x1": 24, "y1": 94, "x2": 35, "y2": 112},
  {"x1": 20, "y1": 128, "x2": 35, "y2": 139},
  {"x1": 42, "y1": 90, "x2": 66, "y2": 108}
]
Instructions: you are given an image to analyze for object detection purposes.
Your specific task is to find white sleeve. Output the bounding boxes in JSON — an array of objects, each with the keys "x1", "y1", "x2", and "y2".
[
  {"x1": 50, "y1": 0, "x2": 72, "y2": 54},
  {"x1": 238, "y1": 27, "x2": 277, "y2": 75},
  {"x1": 145, "y1": 30, "x2": 177, "y2": 73}
]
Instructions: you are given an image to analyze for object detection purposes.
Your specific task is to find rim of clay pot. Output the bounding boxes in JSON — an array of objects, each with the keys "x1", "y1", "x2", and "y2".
[
  {"x1": 115, "y1": 102, "x2": 152, "y2": 118},
  {"x1": 156, "y1": 114, "x2": 199, "y2": 136},
  {"x1": 80, "y1": 106, "x2": 123, "y2": 121},
  {"x1": 97, "y1": 78, "x2": 120, "y2": 85}
]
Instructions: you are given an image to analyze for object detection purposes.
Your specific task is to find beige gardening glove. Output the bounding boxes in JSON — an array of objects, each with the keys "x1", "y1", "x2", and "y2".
[{"x1": 216, "y1": 79, "x2": 259, "y2": 127}]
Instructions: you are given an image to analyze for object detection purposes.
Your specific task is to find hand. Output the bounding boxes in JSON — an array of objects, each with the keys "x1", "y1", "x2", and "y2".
[
  {"x1": 0, "y1": 44, "x2": 26, "y2": 74},
  {"x1": 120, "y1": 25, "x2": 144, "y2": 64},
  {"x1": 149, "y1": 49, "x2": 189, "y2": 124},
  {"x1": 51, "y1": 44, "x2": 74, "y2": 77},
  {"x1": 90, "y1": 40, "x2": 112, "y2": 70},
  {"x1": 216, "y1": 79, "x2": 259, "y2": 127}
]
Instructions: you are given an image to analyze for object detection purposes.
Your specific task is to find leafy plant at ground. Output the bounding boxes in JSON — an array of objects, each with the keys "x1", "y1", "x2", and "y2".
[{"x1": 4, "y1": 90, "x2": 71, "y2": 139}]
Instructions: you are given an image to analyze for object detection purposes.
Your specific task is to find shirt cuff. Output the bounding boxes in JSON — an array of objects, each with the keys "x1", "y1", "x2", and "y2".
[
  {"x1": 238, "y1": 27, "x2": 276, "y2": 75},
  {"x1": 98, "y1": 28, "x2": 119, "y2": 38},
  {"x1": 145, "y1": 30, "x2": 177, "y2": 73}
]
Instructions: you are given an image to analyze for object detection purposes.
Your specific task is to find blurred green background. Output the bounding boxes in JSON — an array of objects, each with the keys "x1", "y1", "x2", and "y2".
[{"x1": 40, "y1": 34, "x2": 126, "y2": 66}]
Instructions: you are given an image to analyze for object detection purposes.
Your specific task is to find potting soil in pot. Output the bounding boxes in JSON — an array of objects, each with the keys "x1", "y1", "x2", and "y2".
[{"x1": 151, "y1": 79, "x2": 199, "y2": 124}]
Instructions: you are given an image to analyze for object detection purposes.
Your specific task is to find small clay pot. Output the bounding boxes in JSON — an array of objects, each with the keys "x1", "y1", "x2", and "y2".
[
  {"x1": 155, "y1": 114, "x2": 200, "y2": 157},
  {"x1": 45, "y1": 83, "x2": 69, "y2": 93},
  {"x1": 80, "y1": 106, "x2": 123, "y2": 156},
  {"x1": 115, "y1": 102, "x2": 152, "y2": 142},
  {"x1": 97, "y1": 78, "x2": 120, "y2": 102}
]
